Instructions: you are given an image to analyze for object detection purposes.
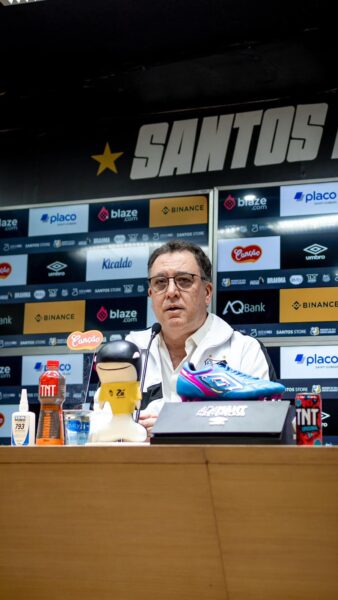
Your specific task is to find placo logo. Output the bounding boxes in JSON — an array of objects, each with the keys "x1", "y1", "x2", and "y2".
[
  {"x1": 280, "y1": 288, "x2": 338, "y2": 322},
  {"x1": 280, "y1": 182, "x2": 338, "y2": 216},
  {"x1": 0, "y1": 254, "x2": 27, "y2": 287},
  {"x1": 86, "y1": 247, "x2": 148, "y2": 281},
  {"x1": 28, "y1": 204, "x2": 89, "y2": 236},
  {"x1": 22, "y1": 354, "x2": 84, "y2": 386},
  {"x1": 149, "y1": 195, "x2": 207, "y2": 227},
  {"x1": 218, "y1": 236, "x2": 280, "y2": 272},
  {"x1": 23, "y1": 300, "x2": 85, "y2": 334},
  {"x1": 280, "y1": 346, "x2": 338, "y2": 379}
]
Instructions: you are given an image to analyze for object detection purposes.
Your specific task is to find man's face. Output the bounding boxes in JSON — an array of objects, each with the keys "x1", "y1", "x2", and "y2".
[{"x1": 148, "y1": 250, "x2": 213, "y2": 340}]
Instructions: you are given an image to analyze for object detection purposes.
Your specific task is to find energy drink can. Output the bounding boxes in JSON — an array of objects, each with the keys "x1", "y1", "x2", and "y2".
[{"x1": 295, "y1": 393, "x2": 323, "y2": 446}]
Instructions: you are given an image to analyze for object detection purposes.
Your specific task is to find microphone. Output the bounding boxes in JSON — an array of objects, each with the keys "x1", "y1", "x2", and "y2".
[{"x1": 136, "y1": 322, "x2": 162, "y2": 422}]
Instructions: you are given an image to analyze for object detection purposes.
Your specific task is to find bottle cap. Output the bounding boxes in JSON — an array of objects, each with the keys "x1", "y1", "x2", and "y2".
[
  {"x1": 19, "y1": 388, "x2": 29, "y2": 412},
  {"x1": 46, "y1": 360, "x2": 60, "y2": 369}
]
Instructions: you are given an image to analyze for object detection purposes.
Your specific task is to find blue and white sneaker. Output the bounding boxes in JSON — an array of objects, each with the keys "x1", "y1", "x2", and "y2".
[{"x1": 177, "y1": 360, "x2": 285, "y2": 401}]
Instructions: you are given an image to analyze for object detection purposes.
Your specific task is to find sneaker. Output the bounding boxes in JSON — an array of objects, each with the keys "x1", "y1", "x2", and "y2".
[{"x1": 176, "y1": 360, "x2": 285, "y2": 401}]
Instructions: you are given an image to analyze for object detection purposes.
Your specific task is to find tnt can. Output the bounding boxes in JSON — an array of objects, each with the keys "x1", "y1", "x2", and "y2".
[{"x1": 295, "y1": 393, "x2": 323, "y2": 446}]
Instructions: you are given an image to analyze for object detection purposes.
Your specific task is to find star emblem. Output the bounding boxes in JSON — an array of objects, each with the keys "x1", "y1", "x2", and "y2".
[{"x1": 91, "y1": 143, "x2": 124, "y2": 175}]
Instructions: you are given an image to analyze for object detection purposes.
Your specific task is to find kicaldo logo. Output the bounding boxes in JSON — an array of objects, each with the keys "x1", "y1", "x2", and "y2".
[
  {"x1": 149, "y1": 196, "x2": 207, "y2": 227},
  {"x1": 23, "y1": 301, "x2": 85, "y2": 334},
  {"x1": 280, "y1": 287, "x2": 338, "y2": 323}
]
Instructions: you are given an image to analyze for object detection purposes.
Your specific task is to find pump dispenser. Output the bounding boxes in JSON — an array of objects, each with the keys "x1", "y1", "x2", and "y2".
[{"x1": 11, "y1": 389, "x2": 36, "y2": 446}]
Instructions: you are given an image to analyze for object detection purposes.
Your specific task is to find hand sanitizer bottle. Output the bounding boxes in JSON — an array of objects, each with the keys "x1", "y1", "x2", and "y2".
[{"x1": 11, "y1": 389, "x2": 36, "y2": 446}]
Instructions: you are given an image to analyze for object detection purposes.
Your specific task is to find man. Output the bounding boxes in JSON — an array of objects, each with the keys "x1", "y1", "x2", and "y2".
[{"x1": 126, "y1": 240, "x2": 274, "y2": 437}]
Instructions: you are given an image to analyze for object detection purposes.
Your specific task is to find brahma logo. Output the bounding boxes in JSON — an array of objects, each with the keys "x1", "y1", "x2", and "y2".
[
  {"x1": 0, "y1": 262, "x2": 11, "y2": 279},
  {"x1": 231, "y1": 245, "x2": 262, "y2": 263}
]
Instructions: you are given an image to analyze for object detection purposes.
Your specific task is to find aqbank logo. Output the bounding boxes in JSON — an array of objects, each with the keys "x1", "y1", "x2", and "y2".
[
  {"x1": 280, "y1": 346, "x2": 338, "y2": 379},
  {"x1": 86, "y1": 247, "x2": 148, "y2": 281},
  {"x1": 280, "y1": 182, "x2": 338, "y2": 216},
  {"x1": 29, "y1": 204, "x2": 89, "y2": 236}
]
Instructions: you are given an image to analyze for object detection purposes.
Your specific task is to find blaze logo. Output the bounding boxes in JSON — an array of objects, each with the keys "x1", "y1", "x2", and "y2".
[
  {"x1": 0, "y1": 262, "x2": 11, "y2": 279},
  {"x1": 231, "y1": 245, "x2": 262, "y2": 263},
  {"x1": 98, "y1": 207, "x2": 109, "y2": 222},
  {"x1": 97, "y1": 306, "x2": 108, "y2": 322},
  {"x1": 223, "y1": 195, "x2": 236, "y2": 210}
]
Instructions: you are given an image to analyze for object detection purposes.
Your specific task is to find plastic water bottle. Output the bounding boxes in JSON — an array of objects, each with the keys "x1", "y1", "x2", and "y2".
[{"x1": 36, "y1": 360, "x2": 66, "y2": 445}]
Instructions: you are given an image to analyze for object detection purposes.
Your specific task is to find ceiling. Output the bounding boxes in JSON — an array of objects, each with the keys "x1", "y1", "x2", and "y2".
[{"x1": 0, "y1": 0, "x2": 337, "y2": 132}]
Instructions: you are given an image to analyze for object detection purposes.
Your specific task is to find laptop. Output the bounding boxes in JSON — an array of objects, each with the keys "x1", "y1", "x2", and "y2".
[{"x1": 150, "y1": 400, "x2": 295, "y2": 445}]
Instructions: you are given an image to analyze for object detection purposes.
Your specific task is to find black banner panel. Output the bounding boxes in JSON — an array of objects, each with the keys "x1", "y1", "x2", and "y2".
[
  {"x1": 0, "y1": 192, "x2": 210, "y2": 443},
  {"x1": 216, "y1": 180, "x2": 338, "y2": 445}
]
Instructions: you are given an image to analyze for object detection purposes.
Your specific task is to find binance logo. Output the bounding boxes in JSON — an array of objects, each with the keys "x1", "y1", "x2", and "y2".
[
  {"x1": 150, "y1": 195, "x2": 208, "y2": 227},
  {"x1": 292, "y1": 301, "x2": 302, "y2": 310}
]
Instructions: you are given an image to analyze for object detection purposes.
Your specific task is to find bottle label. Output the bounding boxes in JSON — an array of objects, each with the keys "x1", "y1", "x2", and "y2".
[
  {"x1": 295, "y1": 393, "x2": 323, "y2": 446},
  {"x1": 39, "y1": 380, "x2": 59, "y2": 398},
  {"x1": 11, "y1": 415, "x2": 30, "y2": 446}
]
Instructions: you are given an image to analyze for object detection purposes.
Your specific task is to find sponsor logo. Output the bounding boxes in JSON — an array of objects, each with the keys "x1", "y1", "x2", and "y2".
[
  {"x1": 218, "y1": 236, "x2": 280, "y2": 272},
  {"x1": 223, "y1": 300, "x2": 265, "y2": 315},
  {"x1": 96, "y1": 306, "x2": 138, "y2": 324},
  {"x1": 149, "y1": 196, "x2": 207, "y2": 227},
  {"x1": 0, "y1": 262, "x2": 11, "y2": 279},
  {"x1": 29, "y1": 204, "x2": 89, "y2": 236},
  {"x1": 289, "y1": 275, "x2": 304, "y2": 285},
  {"x1": 310, "y1": 327, "x2": 320, "y2": 336},
  {"x1": 280, "y1": 288, "x2": 338, "y2": 322},
  {"x1": 22, "y1": 354, "x2": 84, "y2": 386},
  {"x1": 86, "y1": 247, "x2": 148, "y2": 281},
  {"x1": 303, "y1": 244, "x2": 327, "y2": 260},
  {"x1": 0, "y1": 218, "x2": 18, "y2": 232},
  {"x1": 280, "y1": 181, "x2": 338, "y2": 216},
  {"x1": 0, "y1": 366, "x2": 11, "y2": 379},
  {"x1": 114, "y1": 234, "x2": 126, "y2": 244},
  {"x1": 98, "y1": 207, "x2": 109, "y2": 222},
  {"x1": 224, "y1": 194, "x2": 267, "y2": 211},
  {"x1": 67, "y1": 330, "x2": 103, "y2": 351},
  {"x1": 41, "y1": 212, "x2": 77, "y2": 224},
  {"x1": 111, "y1": 208, "x2": 138, "y2": 222},
  {"x1": 102, "y1": 257, "x2": 132, "y2": 270},
  {"x1": 295, "y1": 352, "x2": 338, "y2": 367},
  {"x1": 23, "y1": 301, "x2": 85, "y2": 334},
  {"x1": 47, "y1": 261, "x2": 68, "y2": 275},
  {"x1": 34, "y1": 290, "x2": 46, "y2": 300},
  {"x1": 267, "y1": 276, "x2": 286, "y2": 284},
  {"x1": 280, "y1": 346, "x2": 338, "y2": 379},
  {"x1": 294, "y1": 190, "x2": 337, "y2": 203},
  {"x1": 231, "y1": 244, "x2": 262, "y2": 263}
]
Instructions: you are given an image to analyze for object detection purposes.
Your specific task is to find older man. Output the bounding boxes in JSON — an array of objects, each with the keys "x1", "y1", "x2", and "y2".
[{"x1": 126, "y1": 240, "x2": 275, "y2": 436}]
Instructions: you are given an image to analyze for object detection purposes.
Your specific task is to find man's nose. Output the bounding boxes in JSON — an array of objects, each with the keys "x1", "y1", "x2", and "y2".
[{"x1": 166, "y1": 278, "x2": 179, "y2": 296}]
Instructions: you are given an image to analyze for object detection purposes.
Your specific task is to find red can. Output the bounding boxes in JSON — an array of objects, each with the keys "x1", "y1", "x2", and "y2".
[{"x1": 295, "y1": 393, "x2": 323, "y2": 446}]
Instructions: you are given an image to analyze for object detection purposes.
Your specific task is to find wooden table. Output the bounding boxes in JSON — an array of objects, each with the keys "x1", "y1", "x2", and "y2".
[{"x1": 0, "y1": 445, "x2": 337, "y2": 600}]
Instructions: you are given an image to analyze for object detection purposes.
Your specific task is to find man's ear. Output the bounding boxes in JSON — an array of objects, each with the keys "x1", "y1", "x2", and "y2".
[{"x1": 205, "y1": 282, "x2": 213, "y2": 305}]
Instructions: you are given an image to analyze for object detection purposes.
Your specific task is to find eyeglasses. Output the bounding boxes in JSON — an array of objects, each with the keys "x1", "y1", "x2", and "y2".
[{"x1": 148, "y1": 272, "x2": 207, "y2": 293}]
